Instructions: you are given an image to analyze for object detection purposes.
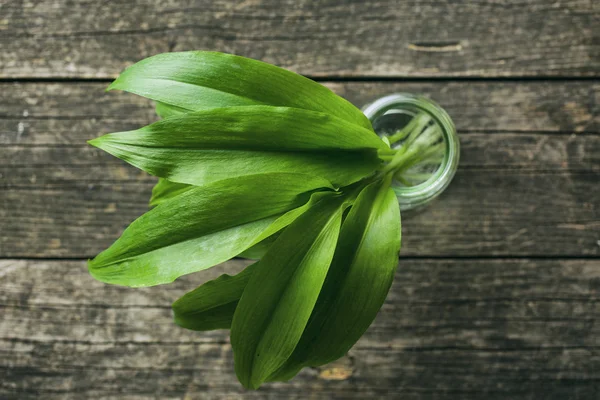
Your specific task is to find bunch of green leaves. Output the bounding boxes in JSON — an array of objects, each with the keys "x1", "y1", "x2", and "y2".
[{"x1": 89, "y1": 51, "x2": 402, "y2": 389}]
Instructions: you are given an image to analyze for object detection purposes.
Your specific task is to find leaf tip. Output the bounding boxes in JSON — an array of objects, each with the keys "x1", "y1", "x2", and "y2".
[
  {"x1": 86, "y1": 258, "x2": 101, "y2": 279},
  {"x1": 106, "y1": 79, "x2": 121, "y2": 92},
  {"x1": 171, "y1": 297, "x2": 184, "y2": 314},
  {"x1": 237, "y1": 374, "x2": 261, "y2": 390},
  {"x1": 86, "y1": 137, "x2": 103, "y2": 149}
]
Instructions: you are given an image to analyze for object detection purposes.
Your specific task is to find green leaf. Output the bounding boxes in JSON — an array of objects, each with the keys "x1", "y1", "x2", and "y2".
[
  {"x1": 151, "y1": 101, "x2": 193, "y2": 207},
  {"x1": 241, "y1": 190, "x2": 337, "y2": 254},
  {"x1": 155, "y1": 102, "x2": 188, "y2": 119},
  {"x1": 149, "y1": 102, "x2": 193, "y2": 207},
  {"x1": 89, "y1": 106, "x2": 385, "y2": 188},
  {"x1": 236, "y1": 233, "x2": 279, "y2": 260},
  {"x1": 231, "y1": 195, "x2": 347, "y2": 389},
  {"x1": 172, "y1": 263, "x2": 256, "y2": 331},
  {"x1": 108, "y1": 51, "x2": 372, "y2": 130},
  {"x1": 88, "y1": 173, "x2": 333, "y2": 287},
  {"x1": 172, "y1": 190, "x2": 339, "y2": 332},
  {"x1": 268, "y1": 177, "x2": 401, "y2": 382},
  {"x1": 149, "y1": 178, "x2": 193, "y2": 207}
]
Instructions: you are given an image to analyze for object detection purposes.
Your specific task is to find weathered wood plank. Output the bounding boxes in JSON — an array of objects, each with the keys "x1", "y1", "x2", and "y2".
[
  {"x1": 1, "y1": 171, "x2": 598, "y2": 258},
  {"x1": 2, "y1": 344, "x2": 598, "y2": 400},
  {"x1": 1, "y1": 258, "x2": 599, "y2": 399},
  {"x1": 2, "y1": 82, "x2": 599, "y2": 139},
  {"x1": 0, "y1": 82, "x2": 598, "y2": 257},
  {"x1": 2, "y1": 259, "x2": 599, "y2": 346},
  {"x1": 3, "y1": 133, "x2": 599, "y2": 188},
  {"x1": 1, "y1": 0, "x2": 599, "y2": 78}
]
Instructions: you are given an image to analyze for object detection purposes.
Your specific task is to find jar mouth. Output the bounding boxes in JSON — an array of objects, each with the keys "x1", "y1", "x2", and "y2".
[{"x1": 362, "y1": 93, "x2": 460, "y2": 210}]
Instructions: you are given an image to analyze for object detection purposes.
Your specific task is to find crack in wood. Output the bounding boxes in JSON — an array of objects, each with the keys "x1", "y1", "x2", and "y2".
[{"x1": 408, "y1": 41, "x2": 464, "y2": 52}]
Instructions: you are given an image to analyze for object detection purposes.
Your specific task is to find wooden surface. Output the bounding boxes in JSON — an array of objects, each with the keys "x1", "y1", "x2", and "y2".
[
  {"x1": 1, "y1": 0, "x2": 599, "y2": 78},
  {"x1": 1, "y1": 0, "x2": 599, "y2": 399},
  {"x1": 3, "y1": 258, "x2": 600, "y2": 399}
]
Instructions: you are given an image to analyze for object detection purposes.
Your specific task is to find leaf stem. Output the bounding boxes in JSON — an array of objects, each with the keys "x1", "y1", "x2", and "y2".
[
  {"x1": 388, "y1": 112, "x2": 431, "y2": 145},
  {"x1": 376, "y1": 112, "x2": 445, "y2": 185}
]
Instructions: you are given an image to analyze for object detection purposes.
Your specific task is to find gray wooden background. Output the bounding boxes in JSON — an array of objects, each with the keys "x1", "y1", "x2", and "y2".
[{"x1": 1, "y1": 0, "x2": 599, "y2": 399}]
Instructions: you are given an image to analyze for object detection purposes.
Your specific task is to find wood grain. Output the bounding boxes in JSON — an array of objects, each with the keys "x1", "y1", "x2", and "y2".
[
  {"x1": 1, "y1": 0, "x2": 599, "y2": 78},
  {"x1": 1, "y1": 258, "x2": 599, "y2": 399},
  {"x1": 1, "y1": 170, "x2": 598, "y2": 258},
  {"x1": 1, "y1": 23, "x2": 599, "y2": 397},
  {"x1": 0, "y1": 82, "x2": 598, "y2": 258},
  {"x1": 3, "y1": 134, "x2": 599, "y2": 188},
  {"x1": 2, "y1": 82, "x2": 599, "y2": 141}
]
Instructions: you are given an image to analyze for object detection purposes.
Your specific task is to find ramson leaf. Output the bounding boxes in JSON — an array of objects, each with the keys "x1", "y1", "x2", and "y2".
[
  {"x1": 231, "y1": 195, "x2": 346, "y2": 389},
  {"x1": 89, "y1": 106, "x2": 385, "y2": 188},
  {"x1": 236, "y1": 234, "x2": 279, "y2": 260},
  {"x1": 268, "y1": 177, "x2": 401, "y2": 382},
  {"x1": 155, "y1": 102, "x2": 188, "y2": 119},
  {"x1": 150, "y1": 104, "x2": 194, "y2": 207},
  {"x1": 173, "y1": 264, "x2": 256, "y2": 331},
  {"x1": 149, "y1": 178, "x2": 193, "y2": 207},
  {"x1": 88, "y1": 173, "x2": 333, "y2": 287},
  {"x1": 108, "y1": 51, "x2": 372, "y2": 129},
  {"x1": 171, "y1": 191, "x2": 339, "y2": 331}
]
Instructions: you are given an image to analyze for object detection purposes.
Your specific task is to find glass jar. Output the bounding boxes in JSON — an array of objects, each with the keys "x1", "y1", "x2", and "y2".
[{"x1": 362, "y1": 93, "x2": 460, "y2": 210}]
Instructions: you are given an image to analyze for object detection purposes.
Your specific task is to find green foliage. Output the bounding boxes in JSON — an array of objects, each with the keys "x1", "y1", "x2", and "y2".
[
  {"x1": 108, "y1": 51, "x2": 372, "y2": 129},
  {"x1": 89, "y1": 106, "x2": 384, "y2": 188},
  {"x1": 231, "y1": 195, "x2": 347, "y2": 388},
  {"x1": 149, "y1": 178, "x2": 192, "y2": 207},
  {"x1": 90, "y1": 51, "x2": 404, "y2": 389},
  {"x1": 172, "y1": 264, "x2": 255, "y2": 332},
  {"x1": 269, "y1": 177, "x2": 401, "y2": 381},
  {"x1": 89, "y1": 173, "x2": 333, "y2": 287}
]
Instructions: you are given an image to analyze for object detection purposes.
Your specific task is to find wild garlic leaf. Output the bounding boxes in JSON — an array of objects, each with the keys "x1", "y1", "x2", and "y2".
[
  {"x1": 236, "y1": 234, "x2": 279, "y2": 260},
  {"x1": 172, "y1": 191, "x2": 338, "y2": 331},
  {"x1": 150, "y1": 103, "x2": 194, "y2": 207},
  {"x1": 149, "y1": 178, "x2": 193, "y2": 207},
  {"x1": 172, "y1": 190, "x2": 341, "y2": 332},
  {"x1": 89, "y1": 106, "x2": 385, "y2": 188},
  {"x1": 150, "y1": 103, "x2": 194, "y2": 206},
  {"x1": 268, "y1": 177, "x2": 401, "y2": 382},
  {"x1": 244, "y1": 190, "x2": 338, "y2": 251},
  {"x1": 231, "y1": 195, "x2": 346, "y2": 389},
  {"x1": 232, "y1": 190, "x2": 337, "y2": 261},
  {"x1": 173, "y1": 263, "x2": 256, "y2": 331},
  {"x1": 88, "y1": 173, "x2": 333, "y2": 287},
  {"x1": 155, "y1": 102, "x2": 188, "y2": 119},
  {"x1": 108, "y1": 51, "x2": 372, "y2": 130}
]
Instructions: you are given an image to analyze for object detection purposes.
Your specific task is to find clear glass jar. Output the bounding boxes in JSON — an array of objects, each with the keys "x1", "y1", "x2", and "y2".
[{"x1": 362, "y1": 93, "x2": 460, "y2": 210}]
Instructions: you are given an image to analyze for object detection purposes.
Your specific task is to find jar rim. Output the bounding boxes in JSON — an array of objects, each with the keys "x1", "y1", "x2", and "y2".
[{"x1": 362, "y1": 93, "x2": 460, "y2": 210}]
